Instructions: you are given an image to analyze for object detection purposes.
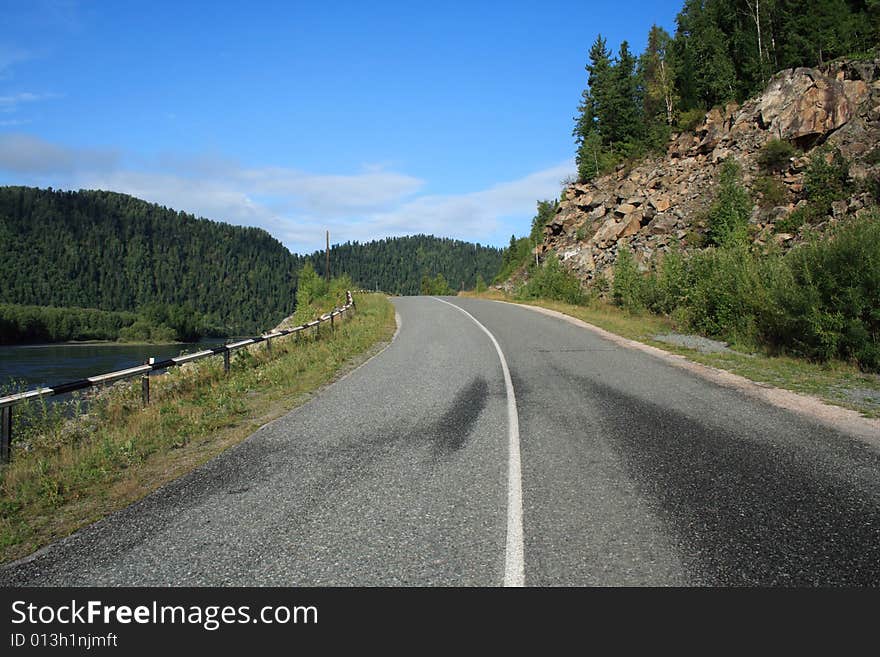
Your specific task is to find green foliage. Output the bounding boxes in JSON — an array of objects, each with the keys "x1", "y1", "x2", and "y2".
[
  {"x1": 0, "y1": 187, "x2": 297, "y2": 336},
  {"x1": 674, "y1": 244, "x2": 770, "y2": 343},
  {"x1": 707, "y1": 160, "x2": 752, "y2": 246},
  {"x1": 530, "y1": 200, "x2": 558, "y2": 245},
  {"x1": 611, "y1": 246, "x2": 645, "y2": 311},
  {"x1": 295, "y1": 261, "x2": 326, "y2": 308},
  {"x1": 0, "y1": 302, "x2": 216, "y2": 344},
  {"x1": 768, "y1": 216, "x2": 880, "y2": 370},
  {"x1": 420, "y1": 272, "x2": 453, "y2": 296},
  {"x1": 573, "y1": 36, "x2": 647, "y2": 181},
  {"x1": 572, "y1": 1, "x2": 879, "y2": 177},
  {"x1": 758, "y1": 139, "x2": 797, "y2": 173},
  {"x1": 576, "y1": 132, "x2": 622, "y2": 181},
  {"x1": 775, "y1": 206, "x2": 809, "y2": 234},
  {"x1": 625, "y1": 214, "x2": 880, "y2": 371},
  {"x1": 753, "y1": 176, "x2": 788, "y2": 208},
  {"x1": 675, "y1": 108, "x2": 706, "y2": 133},
  {"x1": 475, "y1": 274, "x2": 488, "y2": 293},
  {"x1": 494, "y1": 236, "x2": 533, "y2": 284},
  {"x1": 575, "y1": 226, "x2": 587, "y2": 242},
  {"x1": 0, "y1": 304, "x2": 137, "y2": 344},
  {"x1": 518, "y1": 255, "x2": 584, "y2": 305},
  {"x1": 804, "y1": 146, "x2": 850, "y2": 215},
  {"x1": 302, "y1": 234, "x2": 502, "y2": 296},
  {"x1": 861, "y1": 175, "x2": 880, "y2": 204},
  {"x1": 644, "y1": 250, "x2": 688, "y2": 315}
]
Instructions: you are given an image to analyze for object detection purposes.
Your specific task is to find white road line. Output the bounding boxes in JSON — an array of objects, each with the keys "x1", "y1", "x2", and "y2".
[{"x1": 432, "y1": 297, "x2": 525, "y2": 587}]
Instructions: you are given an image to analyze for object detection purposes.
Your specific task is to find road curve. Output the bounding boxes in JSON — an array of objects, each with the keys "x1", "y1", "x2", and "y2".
[{"x1": 2, "y1": 296, "x2": 879, "y2": 586}]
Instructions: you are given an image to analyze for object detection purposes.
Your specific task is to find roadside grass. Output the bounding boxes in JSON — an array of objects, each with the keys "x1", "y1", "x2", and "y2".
[
  {"x1": 0, "y1": 292, "x2": 396, "y2": 564},
  {"x1": 461, "y1": 290, "x2": 880, "y2": 419}
]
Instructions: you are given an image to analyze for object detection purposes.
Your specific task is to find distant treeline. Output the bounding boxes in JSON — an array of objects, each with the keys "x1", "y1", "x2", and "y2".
[
  {"x1": 303, "y1": 235, "x2": 503, "y2": 295},
  {"x1": 0, "y1": 302, "x2": 223, "y2": 345}
]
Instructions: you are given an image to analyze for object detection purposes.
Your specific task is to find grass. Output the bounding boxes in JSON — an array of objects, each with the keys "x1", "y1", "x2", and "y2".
[
  {"x1": 461, "y1": 290, "x2": 880, "y2": 419},
  {"x1": 0, "y1": 292, "x2": 396, "y2": 564}
]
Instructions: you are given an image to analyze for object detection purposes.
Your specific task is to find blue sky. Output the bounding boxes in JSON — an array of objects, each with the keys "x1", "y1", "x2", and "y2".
[{"x1": 0, "y1": 0, "x2": 680, "y2": 254}]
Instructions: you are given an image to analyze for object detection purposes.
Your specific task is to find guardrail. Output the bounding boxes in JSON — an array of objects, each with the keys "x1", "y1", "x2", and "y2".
[{"x1": 0, "y1": 291, "x2": 355, "y2": 463}]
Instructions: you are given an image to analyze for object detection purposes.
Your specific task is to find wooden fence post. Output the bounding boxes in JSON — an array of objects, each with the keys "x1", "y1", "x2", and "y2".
[
  {"x1": 1, "y1": 406, "x2": 11, "y2": 464},
  {"x1": 223, "y1": 349, "x2": 230, "y2": 375},
  {"x1": 266, "y1": 336, "x2": 272, "y2": 354}
]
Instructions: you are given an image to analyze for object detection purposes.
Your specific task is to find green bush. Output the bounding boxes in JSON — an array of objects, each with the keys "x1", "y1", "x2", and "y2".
[
  {"x1": 758, "y1": 139, "x2": 796, "y2": 173},
  {"x1": 753, "y1": 175, "x2": 788, "y2": 208},
  {"x1": 707, "y1": 160, "x2": 752, "y2": 246},
  {"x1": 611, "y1": 246, "x2": 644, "y2": 311},
  {"x1": 676, "y1": 108, "x2": 706, "y2": 133},
  {"x1": 768, "y1": 215, "x2": 880, "y2": 370},
  {"x1": 519, "y1": 254, "x2": 584, "y2": 305},
  {"x1": 774, "y1": 206, "x2": 809, "y2": 234},
  {"x1": 644, "y1": 250, "x2": 687, "y2": 315},
  {"x1": 804, "y1": 147, "x2": 849, "y2": 215},
  {"x1": 647, "y1": 215, "x2": 880, "y2": 371}
]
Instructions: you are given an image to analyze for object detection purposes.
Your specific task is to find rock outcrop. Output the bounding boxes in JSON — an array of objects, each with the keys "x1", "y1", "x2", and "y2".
[{"x1": 526, "y1": 57, "x2": 880, "y2": 288}]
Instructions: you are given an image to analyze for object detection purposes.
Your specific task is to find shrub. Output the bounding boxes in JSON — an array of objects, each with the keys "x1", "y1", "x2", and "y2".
[
  {"x1": 678, "y1": 244, "x2": 766, "y2": 343},
  {"x1": 611, "y1": 246, "x2": 644, "y2": 311},
  {"x1": 644, "y1": 250, "x2": 688, "y2": 315},
  {"x1": 768, "y1": 214, "x2": 880, "y2": 371},
  {"x1": 707, "y1": 160, "x2": 752, "y2": 246},
  {"x1": 519, "y1": 254, "x2": 584, "y2": 305},
  {"x1": 860, "y1": 175, "x2": 880, "y2": 204},
  {"x1": 575, "y1": 226, "x2": 587, "y2": 241},
  {"x1": 804, "y1": 147, "x2": 849, "y2": 215},
  {"x1": 774, "y1": 206, "x2": 809, "y2": 234},
  {"x1": 753, "y1": 176, "x2": 788, "y2": 208},
  {"x1": 758, "y1": 139, "x2": 796, "y2": 173},
  {"x1": 676, "y1": 108, "x2": 706, "y2": 133}
]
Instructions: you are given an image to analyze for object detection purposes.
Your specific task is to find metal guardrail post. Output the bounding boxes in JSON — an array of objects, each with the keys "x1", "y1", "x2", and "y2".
[
  {"x1": 331, "y1": 313, "x2": 335, "y2": 331},
  {"x1": 142, "y1": 359, "x2": 152, "y2": 407},
  {"x1": 1, "y1": 406, "x2": 11, "y2": 464},
  {"x1": 223, "y1": 348, "x2": 230, "y2": 375},
  {"x1": 266, "y1": 336, "x2": 272, "y2": 354}
]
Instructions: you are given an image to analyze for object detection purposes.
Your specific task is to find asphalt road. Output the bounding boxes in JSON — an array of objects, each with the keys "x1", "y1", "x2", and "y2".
[{"x1": 2, "y1": 296, "x2": 879, "y2": 586}]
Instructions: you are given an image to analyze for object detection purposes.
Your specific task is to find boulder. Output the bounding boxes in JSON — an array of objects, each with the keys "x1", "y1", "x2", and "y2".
[
  {"x1": 650, "y1": 196, "x2": 672, "y2": 212},
  {"x1": 758, "y1": 67, "x2": 869, "y2": 146},
  {"x1": 646, "y1": 213, "x2": 677, "y2": 235}
]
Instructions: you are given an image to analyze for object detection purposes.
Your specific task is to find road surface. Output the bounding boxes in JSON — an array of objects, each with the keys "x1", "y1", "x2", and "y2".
[{"x1": 2, "y1": 296, "x2": 879, "y2": 586}]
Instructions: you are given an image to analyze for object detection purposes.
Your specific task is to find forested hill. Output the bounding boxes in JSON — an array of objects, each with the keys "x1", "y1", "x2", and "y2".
[
  {"x1": 0, "y1": 187, "x2": 504, "y2": 336},
  {"x1": 0, "y1": 186, "x2": 297, "y2": 335},
  {"x1": 304, "y1": 235, "x2": 503, "y2": 295}
]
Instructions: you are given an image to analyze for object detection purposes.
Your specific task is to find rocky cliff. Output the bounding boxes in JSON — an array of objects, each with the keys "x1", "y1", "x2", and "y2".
[{"x1": 527, "y1": 57, "x2": 880, "y2": 289}]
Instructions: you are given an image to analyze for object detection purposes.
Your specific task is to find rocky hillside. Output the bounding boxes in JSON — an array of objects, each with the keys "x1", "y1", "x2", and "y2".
[{"x1": 530, "y1": 57, "x2": 880, "y2": 287}]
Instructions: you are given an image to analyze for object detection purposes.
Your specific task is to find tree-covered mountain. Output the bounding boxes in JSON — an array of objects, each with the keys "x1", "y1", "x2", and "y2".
[
  {"x1": 0, "y1": 186, "x2": 503, "y2": 340},
  {"x1": 0, "y1": 186, "x2": 298, "y2": 335},
  {"x1": 304, "y1": 235, "x2": 502, "y2": 296}
]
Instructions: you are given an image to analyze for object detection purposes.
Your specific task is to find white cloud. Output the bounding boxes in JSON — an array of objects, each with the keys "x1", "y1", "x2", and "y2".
[
  {"x1": 0, "y1": 133, "x2": 118, "y2": 174},
  {"x1": 0, "y1": 133, "x2": 575, "y2": 253},
  {"x1": 0, "y1": 91, "x2": 58, "y2": 112}
]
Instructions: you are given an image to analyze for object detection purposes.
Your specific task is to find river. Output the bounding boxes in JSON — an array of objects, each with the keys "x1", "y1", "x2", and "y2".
[{"x1": 0, "y1": 340, "x2": 226, "y2": 392}]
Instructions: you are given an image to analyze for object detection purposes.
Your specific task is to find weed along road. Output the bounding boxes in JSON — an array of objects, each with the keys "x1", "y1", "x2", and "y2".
[{"x1": 2, "y1": 297, "x2": 880, "y2": 586}]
